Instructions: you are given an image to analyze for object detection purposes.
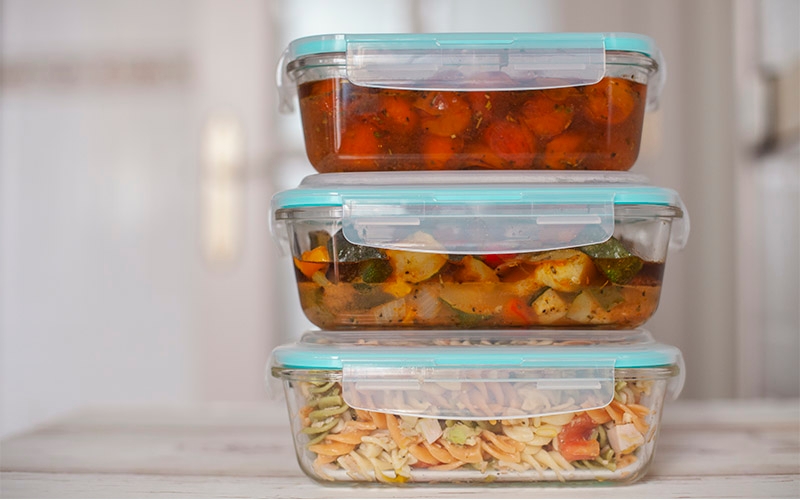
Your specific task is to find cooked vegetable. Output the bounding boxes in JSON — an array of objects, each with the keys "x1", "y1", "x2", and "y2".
[
  {"x1": 531, "y1": 288, "x2": 569, "y2": 324},
  {"x1": 360, "y1": 259, "x2": 393, "y2": 284},
  {"x1": 293, "y1": 229, "x2": 664, "y2": 329},
  {"x1": 532, "y1": 250, "x2": 598, "y2": 292},
  {"x1": 580, "y1": 237, "x2": 644, "y2": 284},
  {"x1": 385, "y1": 232, "x2": 448, "y2": 283}
]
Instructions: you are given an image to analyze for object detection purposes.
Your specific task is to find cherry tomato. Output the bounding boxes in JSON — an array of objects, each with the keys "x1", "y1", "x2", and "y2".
[
  {"x1": 520, "y1": 95, "x2": 575, "y2": 139},
  {"x1": 422, "y1": 135, "x2": 464, "y2": 170},
  {"x1": 484, "y1": 120, "x2": 535, "y2": 167},
  {"x1": 337, "y1": 121, "x2": 381, "y2": 170},
  {"x1": 414, "y1": 92, "x2": 472, "y2": 137},
  {"x1": 557, "y1": 413, "x2": 600, "y2": 462},
  {"x1": 542, "y1": 132, "x2": 586, "y2": 169},
  {"x1": 298, "y1": 79, "x2": 341, "y2": 167},
  {"x1": 464, "y1": 143, "x2": 506, "y2": 169},
  {"x1": 584, "y1": 77, "x2": 640, "y2": 125},
  {"x1": 588, "y1": 133, "x2": 640, "y2": 171},
  {"x1": 376, "y1": 94, "x2": 418, "y2": 133}
]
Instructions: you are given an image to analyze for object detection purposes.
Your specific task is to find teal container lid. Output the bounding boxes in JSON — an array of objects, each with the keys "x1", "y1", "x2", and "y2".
[
  {"x1": 269, "y1": 329, "x2": 684, "y2": 420},
  {"x1": 286, "y1": 32, "x2": 660, "y2": 60},
  {"x1": 271, "y1": 329, "x2": 681, "y2": 370},
  {"x1": 271, "y1": 171, "x2": 689, "y2": 253},
  {"x1": 277, "y1": 32, "x2": 665, "y2": 113},
  {"x1": 272, "y1": 171, "x2": 682, "y2": 209}
]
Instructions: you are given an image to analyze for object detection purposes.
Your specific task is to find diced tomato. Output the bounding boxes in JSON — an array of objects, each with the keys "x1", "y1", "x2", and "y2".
[{"x1": 557, "y1": 413, "x2": 600, "y2": 462}]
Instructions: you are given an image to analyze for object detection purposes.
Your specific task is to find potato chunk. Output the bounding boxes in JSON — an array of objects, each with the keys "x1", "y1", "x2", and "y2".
[
  {"x1": 531, "y1": 288, "x2": 569, "y2": 324},
  {"x1": 565, "y1": 290, "x2": 611, "y2": 324},
  {"x1": 385, "y1": 232, "x2": 448, "y2": 283},
  {"x1": 453, "y1": 255, "x2": 500, "y2": 283},
  {"x1": 533, "y1": 250, "x2": 598, "y2": 292}
]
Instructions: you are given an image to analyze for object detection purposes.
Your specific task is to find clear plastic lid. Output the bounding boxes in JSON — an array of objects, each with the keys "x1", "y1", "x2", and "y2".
[
  {"x1": 271, "y1": 171, "x2": 689, "y2": 254},
  {"x1": 270, "y1": 329, "x2": 684, "y2": 420},
  {"x1": 278, "y1": 32, "x2": 664, "y2": 112}
]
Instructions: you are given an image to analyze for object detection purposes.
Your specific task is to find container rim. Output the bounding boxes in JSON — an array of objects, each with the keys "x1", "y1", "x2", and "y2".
[{"x1": 271, "y1": 365, "x2": 679, "y2": 382}]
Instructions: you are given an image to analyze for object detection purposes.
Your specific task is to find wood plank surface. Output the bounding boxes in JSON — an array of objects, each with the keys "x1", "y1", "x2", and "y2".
[{"x1": 1, "y1": 400, "x2": 798, "y2": 498}]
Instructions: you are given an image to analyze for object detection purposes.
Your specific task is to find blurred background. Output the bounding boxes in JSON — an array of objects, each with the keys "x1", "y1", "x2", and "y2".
[{"x1": 1, "y1": 0, "x2": 798, "y2": 438}]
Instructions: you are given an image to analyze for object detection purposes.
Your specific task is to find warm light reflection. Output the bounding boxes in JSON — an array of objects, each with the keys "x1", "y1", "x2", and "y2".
[{"x1": 202, "y1": 114, "x2": 244, "y2": 263}]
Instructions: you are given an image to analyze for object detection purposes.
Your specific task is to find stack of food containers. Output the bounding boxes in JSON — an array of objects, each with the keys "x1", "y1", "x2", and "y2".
[{"x1": 268, "y1": 33, "x2": 689, "y2": 485}]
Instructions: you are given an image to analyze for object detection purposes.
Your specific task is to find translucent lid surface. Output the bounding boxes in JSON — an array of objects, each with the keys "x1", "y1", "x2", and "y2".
[
  {"x1": 277, "y1": 32, "x2": 665, "y2": 112},
  {"x1": 270, "y1": 329, "x2": 684, "y2": 420},
  {"x1": 271, "y1": 171, "x2": 689, "y2": 253}
]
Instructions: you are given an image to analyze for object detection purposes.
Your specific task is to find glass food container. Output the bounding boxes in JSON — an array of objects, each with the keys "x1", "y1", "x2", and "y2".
[
  {"x1": 269, "y1": 329, "x2": 684, "y2": 485},
  {"x1": 270, "y1": 171, "x2": 689, "y2": 330},
  {"x1": 278, "y1": 32, "x2": 665, "y2": 173}
]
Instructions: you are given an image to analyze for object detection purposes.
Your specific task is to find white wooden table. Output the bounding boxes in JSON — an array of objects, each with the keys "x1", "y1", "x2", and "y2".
[{"x1": 1, "y1": 400, "x2": 799, "y2": 498}]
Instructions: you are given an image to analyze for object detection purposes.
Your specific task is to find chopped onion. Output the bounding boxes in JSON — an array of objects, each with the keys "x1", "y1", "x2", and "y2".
[{"x1": 416, "y1": 418, "x2": 444, "y2": 444}]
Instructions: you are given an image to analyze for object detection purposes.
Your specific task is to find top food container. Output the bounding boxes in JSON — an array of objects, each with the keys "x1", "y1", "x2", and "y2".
[
  {"x1": 271, "y1": 171, "x2": 689, "y2": 330},
  {"x1": 278, "y1": 32, "x2": 664, "y2": 173}
]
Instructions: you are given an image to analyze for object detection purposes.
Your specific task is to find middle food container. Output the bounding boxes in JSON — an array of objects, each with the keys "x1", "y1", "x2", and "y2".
[{"x1": 270, "y1": 170, "x2": 688, "y2": 330}]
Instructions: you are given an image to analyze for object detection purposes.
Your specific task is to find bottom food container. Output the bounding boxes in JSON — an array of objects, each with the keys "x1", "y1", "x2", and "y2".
[{"x1": 269, "y1": 330, "x2": 684, "y2": 485}]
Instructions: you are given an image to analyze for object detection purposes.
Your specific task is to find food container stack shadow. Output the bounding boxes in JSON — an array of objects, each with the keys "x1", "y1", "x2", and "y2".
[{"x1": 268, "y1": 32, "x2": 690, "y2": 485}]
